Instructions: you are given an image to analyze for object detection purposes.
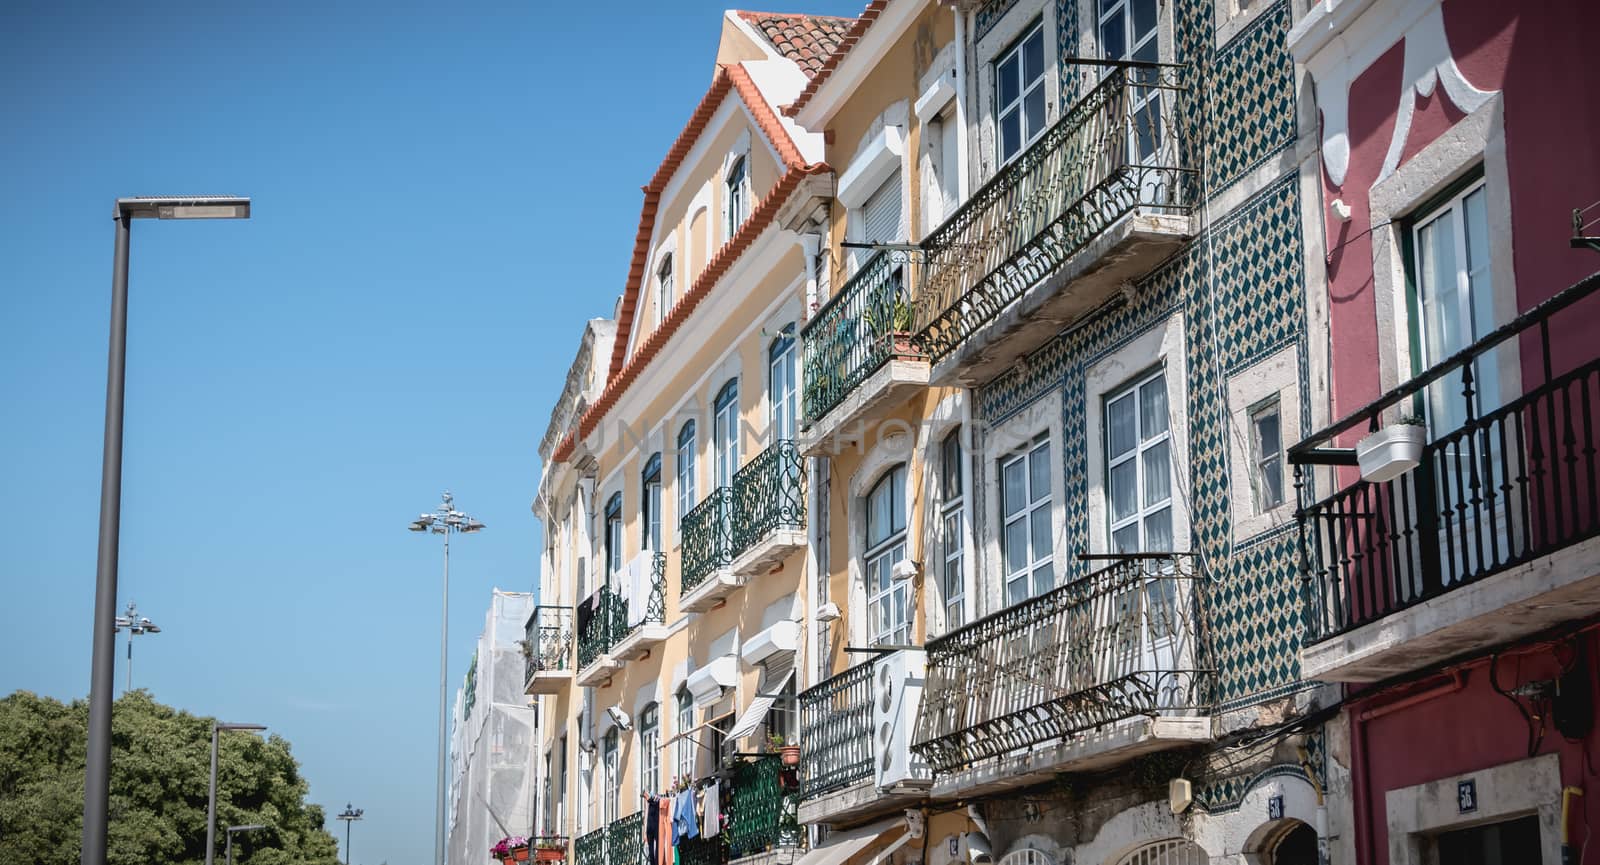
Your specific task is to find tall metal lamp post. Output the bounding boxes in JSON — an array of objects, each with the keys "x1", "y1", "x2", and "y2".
[
  {"x1": 83, "y1": 196, "x2": 250, "y2": 865},
  {"x1": 336, "y1": 803, "x2": 364, "y2": 865},
  {"x1": 409, "y1": 491, "x2": 484, "y2": 865},
  {"x1": 206, "y1": 722, "x2": 267, "y2": 865},
  {"x1": 225, "y1": 824, "x2": 265, "y2": 865},
  {"x1": 112, "y1": 601, "x2": 161, "y2": 693}
]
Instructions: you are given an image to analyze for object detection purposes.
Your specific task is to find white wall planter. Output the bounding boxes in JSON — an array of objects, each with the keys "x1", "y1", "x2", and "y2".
[{"x1": 1356, "y1": 424, "x2": 1427, "y2": 483}]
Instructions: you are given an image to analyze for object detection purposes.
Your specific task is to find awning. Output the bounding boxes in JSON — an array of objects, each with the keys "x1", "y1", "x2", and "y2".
[
  {"x1": 791, "y1": 818, "x2": 908, "y2": 865},
  {"x1": 727, "y1": 659, "x2": 794, "y2": 741},
  {"x1": 741, "y1": 620, "x2": 800, "y2": 665},
  {"x1": 686, "y1": 655, "x2": 739, "y2": 709}
]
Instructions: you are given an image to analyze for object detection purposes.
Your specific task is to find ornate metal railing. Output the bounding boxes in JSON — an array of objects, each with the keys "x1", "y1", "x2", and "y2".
[
  {"x1": 916, "y1": 67, "x2": 1195, "y2": 360},
  {"x1": 681, "y1": 488, "x2": 734, "y2": 593},
  {"x1": 912, "y1": 554, "x2": 1212, "y2": 774},
  {"x1": 731, "y1": 440, "x2": 805, "y2": 556},
  {"x1": 606, "y1": 812, "x2": 643, "y2": 865},
  {"x1": 726, "y1": 757, "x2": 782, "y2": 858},
  {"x1": 575, "y1": 827, "x2": 606, "y2": 865},
  {"x1": 578, "y1": 585, "x2": 627, "y2": 670},
  {"x1": 678, "y1": 836, "x2": 724, "y2": 865},
  {"x1": 801, "y1": 248, "x2": 925, "y2": 427},
  {"x1": 526, "y1": 605, "x2": 574, "y2": 685},
  {"x1": 798, "y1": 659, "x2": 874, "y2": 799},
  {"x1": 1293, "y1": 272, "x2": 1600, "y2": 640},
  {"x1": 620, "y1": 553, "x2": 667, "y2": 636}
]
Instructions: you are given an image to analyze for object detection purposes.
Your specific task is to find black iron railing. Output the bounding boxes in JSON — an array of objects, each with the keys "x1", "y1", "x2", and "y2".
[
  {"x1": 678, "y1": 836, "x2": 723, "y2": 865},
  {"x1": 620, "y1": 553, "x2": 667, "y2": 636},
  {"x1": 681, "y1": 488, "x2": 734, "y2": 593},
  {"x1": 607, "y1": 812, "x2": 642, "y2": 865},
  {"x1": 726, "y1": 756, "x2": 781, "y2": 858},
  {"x1": 575, "y1": 827, "x2": 606, "y2": 865},
  {"x1": 912, "y1": 554, "x2": 1211, "y2": 774},
  {"x1": 916, "y1": 67, "x2": 1195, "y2": 360},
  {"x1": 578, "y1": 586, "x2": 627, "y2": 670},
  {"x1": 801, "y1": 249, "x2": 925, "y2": 427},
  {"x1": 1293, "y1": 272, "x2": 1600, "y2": 640},
  {"x1": 731, "y1": 440, "x2": 805, "y2": 556},
  {"x1": 798, "y1": 658, "x2": 874, "y2": 798},
  {"x1": 526, "y1": 605, "x2": 573, "y2": 685}
]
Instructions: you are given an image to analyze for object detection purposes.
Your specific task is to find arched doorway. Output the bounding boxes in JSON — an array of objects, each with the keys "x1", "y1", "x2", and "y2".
[
  {"x1": 1265, "y1": 822, "x2": 1317, "y2": 865},
  {"x1": 1115, "y1": 839, "x2": 1208, "y2": 865}
]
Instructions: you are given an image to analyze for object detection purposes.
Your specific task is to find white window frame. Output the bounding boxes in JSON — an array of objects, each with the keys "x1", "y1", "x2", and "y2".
[
  {"x1": 713, "y1": 379, "x2": 740, "y2": 489},
  {"x1": 769, "y1": 324, "x2": 797, "y2": 442},
  {"x1": 865, "y1": 464, "x2": 911, "y2": 646},
  {"x1": 675, "y1": 688, "x2": 695, "y2": 783},
  {"x1": 1410, "y1": 177, "x2": 1500, "y2": 429},
  {"x1": 938, "y1": 428, "x2": 967, "y2": 630},
  {"x1": 601, "y1": 727, "x2": 620, "y2": 825},
  {"x1": 999, "y1": 435, "x2": 1054, "y2": 605},
  {"x1": 994, "y1": 21, "x2": 1047, "y2": 165},
  {"x1": 1105, "y1": 368, "x2": 1174, "y2": 554},
  {"x1": 676, "y1": 421, "x2": 697, "y2": 537},
  {"x1": 604, "y1": 492, "x2": 624, "y2": 579},
  {"x1": 637, "y1": 703, "x2": 660, "y2": 797},
  {"x1": 643, "y1": 455, "x2": 663, "y2": 553},
  {"x1": 655, "y1": 253, "x2": 674, "y2": 326},
  {"x1": 1247, "y1": 396, "x2": 1284, "y2": 513},
  {"x1": 725, "y1": 155, "x2": 749, "y2": 240}
]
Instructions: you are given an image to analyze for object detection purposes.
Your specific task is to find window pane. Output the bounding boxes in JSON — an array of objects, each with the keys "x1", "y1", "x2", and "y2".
[
  {"x1": 1418, "y1": 212, "x2": 1462, "y2": 361},
  {"x1": 1139, "y1": 376, "x2": 1168, "y2": 439},
  {"x1": 890, "y1": 472, "x2": 905, "y2": 533},
  {"x1": 1108, "y1": 393, "x2": 1136, "y2": 457},
  {"x1": 1024, "y1": 85, "x2": 1046, "y2": 143},
  {"x1": 998, "y1": 54, "x2": 1019, "y2": 108},
  {"x1": 1142, "y1": 440, "x2": 1170, "y2": 507},
  {"x1": 1032, "y1": 564, "x2": 1054, "y2": 599},
  {"x1": 1134, "y1": 94, "x2": 1161, "y2": 159},
  {"x1": 1112, "y1": 523, "x2": 1140, "y2": 554},
  {"x1": 1007, "y1": 573, "x2": 1028, "y2": 606},
  {"x1": 1260, "y1": 457, "x2": 1283, "y2": 509},
  {"x1": 1023, "y1": 28, "x2": 1044, "y2": 84},
  {"x1": 1255, "y1": 409, "x2": 1280, "y2": 457},
  {"x1": 1030, "y1": 506, "x2": 1052, "y2": 564},
  {"x1": 1029, "y1": 442, "x2": 1051, "y2": 503},
  {"x1": 1133, "y1": 0, "x2": 1157, "y2": 41},
  {"x1": 1000, "y1": 107, "x2": 1021, "y2": 161},
  {"x1": 1003, "y1": 456, "x2": 1026, "y2": 516},
  {"x1": 1101, "y1": 8, "x2": 1125, "y2": 59},
  {"x1": 1144, "y1": 506, "x2": 1172, "y2": 552},
  {"x1": 1005, "y1": 517, "x2": 1029, "y2": 575},
  {"x1": 1109, "y1": 459, "x2": 1138, "y2": 521}
]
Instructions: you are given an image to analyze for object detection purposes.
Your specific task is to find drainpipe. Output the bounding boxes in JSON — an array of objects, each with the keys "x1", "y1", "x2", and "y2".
[
  {"x1": 952, "y1": 5, "x2": 971, "y2": 200},
  {"x1": 801, "y1": 231, "x2": 822, "y2": 313}
]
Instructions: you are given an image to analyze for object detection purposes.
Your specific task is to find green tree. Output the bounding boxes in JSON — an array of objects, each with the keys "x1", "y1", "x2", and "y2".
[{"x1": 0, "y1": 690, "x2": 339, "y2": 865}]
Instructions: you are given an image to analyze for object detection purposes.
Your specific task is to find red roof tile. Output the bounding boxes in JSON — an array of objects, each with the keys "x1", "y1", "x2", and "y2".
[
  {"x1": 782, "y1": 0, "x2": 891, "y2": 117},
  {"x1": 736, "y1": 11, "x2": 856, "y2": 79}
]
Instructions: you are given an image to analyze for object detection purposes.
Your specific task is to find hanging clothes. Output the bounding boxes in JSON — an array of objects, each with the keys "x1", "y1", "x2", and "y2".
[
  {"x1": 701, "y1": 781, "x2": 721, "y2": 839},
  {"x1": 672, "y1": 789, "x2": 698, "y2": 844},
  {"x1": 658, "y1": 798, "x2": 673, "y2": 865},
  {"x1": 645, "y1": 796, "x2": 661, "y2": 865}
]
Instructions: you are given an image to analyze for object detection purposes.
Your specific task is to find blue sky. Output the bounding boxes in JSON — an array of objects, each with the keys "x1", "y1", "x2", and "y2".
[{"x1": 0, "y1": 2, "x2": 860, "y2": 863}]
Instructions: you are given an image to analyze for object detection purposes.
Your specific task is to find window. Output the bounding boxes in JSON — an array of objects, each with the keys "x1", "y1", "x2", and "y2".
[
  {"x1": 1411, "y1": 178, "x2": 1499, "y2": 432},
  {"x1": 769, "y1": 324, "x2": 797, "y2": 441},
  {"x1": 604, "y1": 492, "x2": 624, "y2": 578},
  {"x1": 656, "y1": 254, "x2": 674, "y2": 325},
  {"x1": 926, "y1": 109, "x2": 961, "y2": 229},
  {"x1": 1099, "y1": 0, "x2": 1163, "y2": 163},
  {"x1": 1435, "y1": 815, "x2": 1540, "y2": 864},
  {"x1": 725, "y1": 156, "x2": 748, "y2": 238},
  {"x1": 1106, "y1": 370, "x2": 1173, "y2": 553},
  {"x1": 643, "y1": 454, "x2": 663, "y2": 551},
  {"x1": 1001, "y1": 437, "x2": 1053, "y2": 605},
  {"x1": 865, "y1": 466, "x2": 911, "y2": 645},
  {"x1": 995, "y1": 22, "x2": 1046, "y2": 164},
  {"x1": 1248, "y1": 398, "x2": 1284, "y2": 511},
  {"x1": 764, "y1": 670, "x2": 797, "y2": 745},
  {"x1": 677, "y1": 421, "x2": 697, "y2": 522},
  {"x1": 675, "y1": 688, "x2": 695, "y2": 782},
  {"x1": 638, "y1": 703, "x2": 660, "y2": 797},
  {"x1": 602, "y1": 727, "x2": 619, "y2": 825},
  {"x1": 713, "y1": 379, "x2": 740, "y2": 488},
  {"x1": 939, "y1": 429, "x2": 967, "y2": 629},
  {"x1": 854, "y1": 172, "x2": 903, "y2": 271}
]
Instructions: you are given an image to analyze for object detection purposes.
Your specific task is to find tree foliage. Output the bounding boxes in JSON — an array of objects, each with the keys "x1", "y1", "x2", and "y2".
[{"x1": 0, "y1": 690, "x2": 339, "y2": 865}]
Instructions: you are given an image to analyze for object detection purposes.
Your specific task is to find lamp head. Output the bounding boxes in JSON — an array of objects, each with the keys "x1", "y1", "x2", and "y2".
[{"x1": 117, "y1": 196, "x2": 251, "y2": 220}]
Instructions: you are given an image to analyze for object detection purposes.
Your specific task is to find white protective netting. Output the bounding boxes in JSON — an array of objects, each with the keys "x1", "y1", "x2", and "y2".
[{"x1": 447, "y1": 589, "x2": 538, "y2": 865}]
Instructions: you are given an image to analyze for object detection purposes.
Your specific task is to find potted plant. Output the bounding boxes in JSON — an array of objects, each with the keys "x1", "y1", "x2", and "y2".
[
  {"x1": 769, "y1": 733, "x2": 801, "y2": 767},
  {"x1": 492, "y1": 836, "x2": 531, "y2": 864},
  {"x1": 535, "y1": 837, "x2": 567, "y2": 862},
  {"x1": 1355, "y1": 415, "x2": 1427, "y2": 483}
]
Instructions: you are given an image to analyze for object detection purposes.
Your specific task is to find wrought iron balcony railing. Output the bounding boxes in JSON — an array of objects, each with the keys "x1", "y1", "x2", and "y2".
[
  {"x1": 916, "y1": 67, "x2": 1195, "y2": 360},
  {"x1": 681, "y1": 487, "x2": 734, "y2": 593},
  {"x1": 912, "y1": 554, "x2": 1211, "y2": 774},
  {"x1": 577, "y1": 585, "x2": 627, "y2": 670},
  {"x1": 575, "y1": 827, "x2": 606, "y2": 865},
  {"x1": 727, "y1": 756, "x2": 785, "y2": 858},
  {"x1": 801, "y1": 249, "x2": 924, "y2": 427},
  {"x1": 607, "y1": 812, "x2": 642, "y2": 865},
  {"x1": 677, "y1": 836, "x2": 723, "y2": 865},
  {"x1": 621, "y1": 552, "x2": 667, "y2": 636},
  {"x1": 797, "y1": 658, "x2": 874, "y2": 799},
  {"x1": 526, "y1": 605, "x2": 574, "y2": 684},
  {"x1": 1292, "y1": 272, "x2": 1600, "y2": 640},
  {"x1": 731, "y1": 440, "x2": 805, "y2": 556}
]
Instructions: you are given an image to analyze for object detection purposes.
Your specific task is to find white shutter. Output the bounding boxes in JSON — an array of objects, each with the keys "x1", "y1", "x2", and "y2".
[
  {"x1": 861, "y1": 172, "x2": 903, "y2": 245},
  {"x1": 940, "y1": 113, "x2": 960, "y2": 217}
]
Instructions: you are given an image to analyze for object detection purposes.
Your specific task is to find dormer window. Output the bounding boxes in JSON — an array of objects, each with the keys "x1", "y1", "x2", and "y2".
[
  {"x1": 656, "y1": 253, "x2": 674, "y2": 325},
  {"x1": 725, "y1": 155, "x2": 749, "y2": 238}
]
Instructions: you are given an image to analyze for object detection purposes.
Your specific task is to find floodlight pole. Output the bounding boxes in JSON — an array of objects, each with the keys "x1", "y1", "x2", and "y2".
[
  {"x1": 81, "y1": 197, "x2": 249, "y2": 865},
  {"x1": 206, "y1": 722, "x2": 267, "y2": 865}
]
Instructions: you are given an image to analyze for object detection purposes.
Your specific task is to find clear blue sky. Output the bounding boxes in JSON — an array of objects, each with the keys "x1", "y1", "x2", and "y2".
[{"x1": 0, "y1": 2, "x2": 859, "y2": 863}]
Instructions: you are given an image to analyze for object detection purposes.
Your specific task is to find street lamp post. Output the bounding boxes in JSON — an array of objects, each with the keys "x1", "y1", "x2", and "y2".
[
  {"x1": 206, "y1": 722, "x2": 267, "y2": 865},
  {"x1": 112, "y1": 602, "x2": 161, "y2": 693},
  {"x1": 337, "y1": 803, "x2": 364, "y2": 865},
  {"x1": 409, "y1": 491, "x2": 484, "y2": 865},
  {"x1": 82, "y1": 196, "x2": 250, "y2": 865},
  {"x1": 225, "y1": 824, "x2": 265, "y2": 865}
]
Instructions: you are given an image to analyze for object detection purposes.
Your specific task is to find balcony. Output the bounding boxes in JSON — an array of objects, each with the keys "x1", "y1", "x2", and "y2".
[
  {"x1": 574, "y1": 814, "x2": 642, "y2": 865},
  {"x1": 612, "y1": 552, "x2": 669, "y2": 661},
  {"x1": 799, "y1": 249, "x2": 930, "y2": 455},
  {"x1": 1292, "y1": 273, "x2": 1600, "y2": 683},
  {"x1": 797, "y1": 653, "x2": 930, "y2": 827},
  {"x1": 524, "y1": 605, "x2": 574, "y2": 695},
  {"x1": 731, "y1": 440, "x2": 807, "y2": 576},
  {"x1": 912, "y1": 554, "x2": 1212, "y2": 797},
  {"x1": 726, "y1": 756, "x2": 803, "y2": 861},
  {"x1": 681, "y1": 488, "x2": 742, "y2": 612},
  {"x1": 915, "y1": 67, "x2": 1195, "y2": 386},
  {"x1": 576, "y1": 586, "x2": 626, "y2": 687}
]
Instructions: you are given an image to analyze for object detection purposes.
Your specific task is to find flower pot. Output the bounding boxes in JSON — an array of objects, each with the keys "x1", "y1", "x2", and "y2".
[
  {"x1": 536, "y1": 848, "x2": 566, "y2": 862},
  {"x1": 780, "y1": 745, "x2": 801, "y2": 767},
  {"x1": 515, "y1": 849, "x2": 531, "y2": 862},
  {"x1": 1355, "y1": 424, "x2": 1427, "y2": 483}
]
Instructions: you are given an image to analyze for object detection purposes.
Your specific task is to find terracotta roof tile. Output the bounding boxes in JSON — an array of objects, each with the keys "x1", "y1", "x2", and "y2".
[
  {"x1": 736, "y1": 11, "x2": 855, "y2": 79},
  {"x1": 782, "y1": 0, "x2": 891, "y2": 117}
]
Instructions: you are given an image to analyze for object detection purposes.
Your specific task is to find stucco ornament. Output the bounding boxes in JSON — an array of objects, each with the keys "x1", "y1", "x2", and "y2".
[{"x1": 1374, "y1": 5, "x2": 1497, "y2": 183}]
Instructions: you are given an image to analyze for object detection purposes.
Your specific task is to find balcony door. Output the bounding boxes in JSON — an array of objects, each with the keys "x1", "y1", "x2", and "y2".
[
  {"x1": 770, "y1": 325, "x2": 797, "y2": 442},
  {"x1": 714, "y1": 380, "x2": 740, "y2": 488},
  {"x1": 1098, "y1": 0, "x2": 1169, "y2": 199},
  {"x1": 602, "y1": 728, "x2": 619, "y2": 826},
  {"x1": 865, "y1": 465, "x2": 911, "y2": 646}
]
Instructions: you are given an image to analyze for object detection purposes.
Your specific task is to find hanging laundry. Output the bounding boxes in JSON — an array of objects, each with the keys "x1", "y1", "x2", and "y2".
[
  {"x1": 672, "y1": 789, "x2": 698, "y2": 844},
  {"x1": 645, "y1": 795, "x2": 661, "y2": 865},
  {"x1": 658, "y1": 798, "x2": 673, "y2": 865},
  {"x1": 701, "y1": 781, "x2": 722, "y2": 839}
]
